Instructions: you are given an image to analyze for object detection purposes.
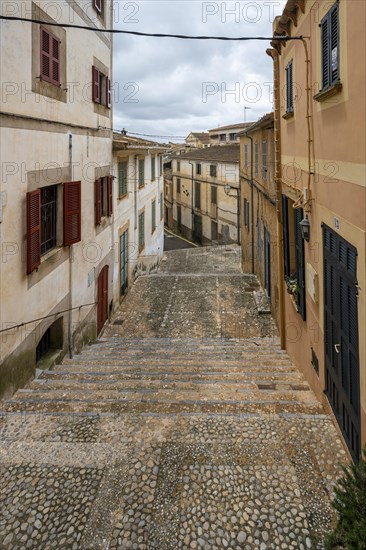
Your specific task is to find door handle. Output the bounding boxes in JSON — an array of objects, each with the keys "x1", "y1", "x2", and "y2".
[{"x1": 334, "y1": 344, "x2": 341, "y2": 354}]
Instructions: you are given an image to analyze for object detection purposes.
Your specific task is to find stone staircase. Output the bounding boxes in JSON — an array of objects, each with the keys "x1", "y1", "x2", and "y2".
[{"x1": 4, "y1": 336, "x2": 323, "y2": 416}]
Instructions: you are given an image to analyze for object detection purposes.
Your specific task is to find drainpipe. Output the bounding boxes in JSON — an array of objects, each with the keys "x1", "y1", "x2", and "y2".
[
  {"x1": 244, "y1": 132, "x2": 254, "y2": 274},
  {"x1": 267, "y1": 47, "x2": 286, "y2": 350},
  {"x1": 68, "y1": 132, "x2": 73, "y2": 358},
  {"x1": 188, "y1": 161, "x2": 194, "y2": 239}
]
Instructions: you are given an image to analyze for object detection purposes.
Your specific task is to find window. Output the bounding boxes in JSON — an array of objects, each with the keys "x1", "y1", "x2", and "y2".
[
  {"x1": 118, "y1": 161, "x2": 128, "y2": 197},
  {"x1": 177, "y1": 160, "x2": 181, "y2": 172},
  {"x1": 196, "y1": 163, "x2": 202, "y2": 175},
  {"x1": 95, "y1": 176, "x2": 113, "y2": 225},
  {"x1": 151, "y1": 156, "x2": 156, "y2": 181},
  {"x1": 151, "y1": 199, "x2": 156, "y2": 233},
  {"x1": 194, "y1": 181, "x2": 201, "y2": 209},
  {"x1": 262, "y1": 141, "x2": 267, "y2": 180},
  {"x1": 285, "y1": 60, "x2": 294, "y2": 113},
  {"x1": 254, "y1": 143, "x2": 259, "y2": 177},
  {"x1": 243, "y1": 198, "x2": 250, "y2": 231},
  {"x1": 244, "y1": 144, "x2": 248, "y2": 170},
  {"x1": 160, "y1": 192, "x2": 163, "y2": 220},
  {"x1": 177, "y1": 178, "x2": 181, "y2": 194},
  {"x1": 138, "y1": 211, "x2": 145, "y2": 251},
  {"x1": 93, "y1": 0, "x2": 104, "y2": 16},
  {"x1": 219, "y1": 134, "x2": 226, "y2": 142},
  {"x1": 211, "y1": 221, "x2": 218, "y2": 241},
  {"x1": 92, "y1": 66, "x2": 111, "y2": 108},
  {"x1": 138, "y1": 159, "x2": 145, "y2": 188},
  {"x1": 41, "y1": 185, "x2": 57, "y2": 255},
  {"x1": 159, "y1": 156, "x2": 163, "y2": 176},
  {"x1": 320, "y1": 2, "x2": 340, "y2": 91},
  {"x1": 229, "y1": 133, "x2": 237, "y2": 141},
  {"x1": 210, "y1": 165, "x2": 217, "y2": 178},
  {"x1": 40, "y1": 27, "x2": 60, "y2": 86},
  {"x1": 257, "y1": 218, "x2": 261, "y2": 256},
  {"x1": 282, "y1": 195, "x2": 306, "y2": 320},
  {"x1": 211, "y1": 185, "x2": 217, "y2": 205},
  {"x1": 26, "y1": 181, "x2": 81, "y2": 274}
]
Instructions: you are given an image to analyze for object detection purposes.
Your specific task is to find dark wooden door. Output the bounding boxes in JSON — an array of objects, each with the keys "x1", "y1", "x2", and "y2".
[
  {"x1": 120, "y1": 230, "x2": 128, "y2": 296},
  {"x1": 264, "y1": 226, "x2": 271, "y2": 297},
  {"x1": 97, "y1": 265, "x2": 109, "y2": 334},
  {"x1": 193, "y1": 214, "x2": 202, "y2": 244},
  {"x1": 323, "y1": 224, "x2": 360, "y2": 461},
  {"x1": 177, "y1": 206, "x2": 182, "y2": 233}
]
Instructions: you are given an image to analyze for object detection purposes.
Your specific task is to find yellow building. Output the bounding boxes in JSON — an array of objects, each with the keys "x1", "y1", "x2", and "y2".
[
  {"x1": 239, "y1": 114, "x2": 280, "y2": 328},
  {"x1": 267, "y1": 0, "x2": 366, "y2": 461}
]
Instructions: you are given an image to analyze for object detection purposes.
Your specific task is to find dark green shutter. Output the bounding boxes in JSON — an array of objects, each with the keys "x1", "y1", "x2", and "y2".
[
  {"x1": 119, "y1": 161, "x2": 127, "y2": 197},
  {"x1": 321, "y1": 16, "x2": 330, "y2": 89},
  {"x1": 282, "y1": 195, "x2": 290, "y2": 277},
  {"x1": 294, "y1": 207, "x2": 306, "y2": 320},
  {"x1": 330, "y1": 4, "x2": 339, "y2": 83}
]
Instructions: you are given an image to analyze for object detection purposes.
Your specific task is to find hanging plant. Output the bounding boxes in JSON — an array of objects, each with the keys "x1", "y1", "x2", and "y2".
[{"x1": 285, "y1": 273, "x2": 298, "y2": 295}]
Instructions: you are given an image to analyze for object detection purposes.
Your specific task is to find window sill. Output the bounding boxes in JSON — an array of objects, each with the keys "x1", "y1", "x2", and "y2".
[
  {"x1": 282, "y1": 110, "x2": 294, "y2": 120},
  {"x1": 314, "y1": 82, "x2": 343, "y2": 102},
  {"x1": 118, "y1": 194, "x2": 128, "y2": 201},
  {"x1": 41, "y1": 246, "x2": 63, "y2": 264}
]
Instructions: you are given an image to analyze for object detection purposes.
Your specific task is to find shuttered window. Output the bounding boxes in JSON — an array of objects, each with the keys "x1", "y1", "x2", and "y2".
[
  {"x1": 63, "y1": 181, "x2": 81, "y2": 245},
  {"x1": 151, "y1": 156, "x2": 156, "y2": 181},
  {"x1": 254, "y1": 143, "x2": 259, "y2": 176},
  {"x1": 159, "y1": 156, "x2": 163, "y2": 176},
  {"x1": 196, "y1": 163, "x2": 202, "y2": 175},
  {"x1": 282, "y1": 195, "x2": 291, "y2": 277},
  {"x1": 262, "y1": 141, "x2": 267, "y2": 180},
  {"x1": 151, "y1": 199, "x2": 156, "y2": 233},
  {"x1": 257, "y1": 218, "x2": 261, "y2": 256},
  {"x1": 210, "y1": 165, "x2": 217, "y2": 177},
  {"x1": 27, "y1": 190, "x2": 41, "y2": 274},
  {"x1": 244, "y1": 144, "x2": 248, "y2": 170},
  {"x1": 176, "y1": 178, "x2": 181, "y2": 194},
  {"x1": 107, "y1": 176, "x2": 113, "y2": 216},
  {"x1": 138, "y1": 211, "x2": 145, "y2": 251},
  {"x1": 106, "y1": 77, "x2": 111, "y2": 108},
  {"x1": 40, "y1": 27, "x2": 60, "y2": 86},
  {"x1": 118, "y1": 161, "x2": 128, "y2": 197},
  {"x1": 211, "y1": 186, "x2": 217, "y2": 205},
  {"x1": 244, "y1": 199, "x2": 250, "y2": 231},
  {"x1": 320, "y1": 2, "x2": 340, "y2": 90},
  {"x1": 95, "y1": 179, "x2": 102, "y2": 225},
  {"x1": 138, "y1": 159, "x2": 145, "y2": 188},
  {"x1": 294, "y1": 207, "x2": 306, "y2": 320},
  {"x1": 92, "y1": 66, "x2": 100, "y2": 103},
  {"x1": 160, "y1": 192, "x2": 163, "y2": 219},
  {"x1": 285, "y1": 60, "x2": 294, "y2": 113}
]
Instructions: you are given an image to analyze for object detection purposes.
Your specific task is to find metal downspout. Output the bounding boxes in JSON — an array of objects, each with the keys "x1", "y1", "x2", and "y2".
[
  {"x1": 266, "y1": 47, "x2": 286, "y2": 350},
  {"x1": 68, "y1": 132, "x2": 73, "y2": 358},
  {"x1": 244, "y1": 132, "x2": 255, "y2": 274}
]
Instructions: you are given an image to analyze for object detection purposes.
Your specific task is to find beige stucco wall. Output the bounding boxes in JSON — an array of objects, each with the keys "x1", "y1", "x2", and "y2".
[
  {"x1": 275, "y1": 0, "x2": 366, "y2": 450},
  {"x1": 0, "y1": 0, "x2": 113, "y2": 397},
  {"x1": 112, "y1": 149, "x2": 165, "y2": 305}
]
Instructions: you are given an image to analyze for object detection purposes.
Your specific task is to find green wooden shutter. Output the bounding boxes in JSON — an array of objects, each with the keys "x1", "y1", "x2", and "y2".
[
  {"x1": 138, "y1": 159, "x2": 145, "y2": 187},
  {"x1": 282, "y1": 195, "x2": 290, "y2": 277},
  {"x1": 151, "y1": 156, "x2": 156, "y2": 181},
  {"x1": 321, "y1": 14, "x2": 330, "y2": 89},
  {"x1": 294, "y1": 207, "x2": 306, "y2": 320},
  {"x1": 119, "y1": 161, "x2": 127, "y2": 197},
  {"x1": 330, "y1": 3, "x2": 340, "y2": 84}
]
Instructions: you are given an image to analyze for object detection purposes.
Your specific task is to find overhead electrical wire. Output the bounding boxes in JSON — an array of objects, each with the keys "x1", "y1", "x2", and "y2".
[{"x1": 0, "y1": 15, "x2": 306, "y2": 41}]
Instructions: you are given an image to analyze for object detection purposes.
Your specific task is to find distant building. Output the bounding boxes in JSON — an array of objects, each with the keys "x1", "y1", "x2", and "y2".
[
  {"x1": 208, "y1": 123, "x2": 253, "y2": 146},
  {"x1": 112, "y1": 133, "x2": 166, "y2": 302},
  {"x1": 238, "y1": 113, "x2": 280, "y2": 327},
  {"x1": 166, "y1": 145, "x2": 240, "y2": 245},
  {"x1": 185, "y1": 132, "x2": 210, "y2": 148}
]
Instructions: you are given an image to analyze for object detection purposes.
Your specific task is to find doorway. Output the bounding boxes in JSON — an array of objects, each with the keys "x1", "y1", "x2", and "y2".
[{"x1": 97, "y1": 265, "x2": 109, "y2": 334}]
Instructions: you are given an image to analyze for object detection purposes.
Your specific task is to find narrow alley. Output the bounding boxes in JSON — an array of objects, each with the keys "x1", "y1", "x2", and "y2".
[{"x1": 0, "y1": 246, "x2": 347, "y2": 550}]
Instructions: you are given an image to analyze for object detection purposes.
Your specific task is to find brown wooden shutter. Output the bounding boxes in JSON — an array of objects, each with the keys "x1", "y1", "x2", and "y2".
[
  {"x1": 26, "y1": 190, "x2": 41, "y2": 274},
  {"x1": 51, "y1": 35, "x2": 61, "y2": 85},
  {"x1": 92, "y1": 66, "x2": 100, "y2": 103},
  {"x1": 95, "y1": 179, "x2": 102, "y2": 225},
  {"x1": 107, "y1": 176, "x2": 113, "y2": 216},
  {"x1": 106, "y1": 77, "x2": 111, "y2": 108},
  {"x1": 40, "y1": 27, "x2": 51, "y2": 81},
  {"x1": 64, "y1": 181, "x2": 81, "y2": 245}
]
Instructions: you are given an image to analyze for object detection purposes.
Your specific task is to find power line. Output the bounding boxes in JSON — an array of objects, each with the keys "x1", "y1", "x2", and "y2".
[{"x1": 0, "y1": 15, "x2": 306, "y2": 41}]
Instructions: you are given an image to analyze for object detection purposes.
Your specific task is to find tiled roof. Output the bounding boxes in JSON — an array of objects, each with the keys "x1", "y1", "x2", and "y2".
[
  {"x1": 208, "y1": 122, "x2": 253, "y2": 133},
  {"x1": 171, "y1": 144, "x2": 240, "y2": 163}
]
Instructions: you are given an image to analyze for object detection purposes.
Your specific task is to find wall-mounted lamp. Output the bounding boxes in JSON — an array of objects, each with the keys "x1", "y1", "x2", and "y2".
[
  {"x1": 300, "y1": 216, "x2": 310, "y2": 242},
  {"x1": 224, "y1": 184, "x2": 231, "y2": 195}
]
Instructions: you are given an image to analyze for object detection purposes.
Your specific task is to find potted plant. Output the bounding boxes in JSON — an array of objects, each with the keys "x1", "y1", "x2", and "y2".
[{"x1": 285, "y1": 273, "x2": 298, "y2": 296}]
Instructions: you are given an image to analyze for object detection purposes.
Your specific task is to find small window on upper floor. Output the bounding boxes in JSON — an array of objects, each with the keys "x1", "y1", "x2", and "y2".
[
  {"x1": 254, "y1": 143, "x2": 259, "y2": 177},
  {"x1": 92, "y1": 66, "x2": 111, "y2": 109},
  {"x1": 320, "y1": 2, "x2": 340, "y2": 91},
  {"x1": 285, "y1": 60, "x2": 294, "y2": 113},
  {"x1": 196, "y1": 163, "x2": 202, "y2": 175},
  {"x1": 210, "y1": 165, "x2": 217, "y2": 178},
  {"x1": 244, "y1": 144, "x2": 248, "y2": 170},
  {"x1": 219, "y1": 134, "x2": 226, "y2": 142},
  {"x1": 229, "y1": 133, "x2": 237, "y2": 141},
  {"x1": 177, "y1": 160, "x2": 181, "y2": 172},
  {"x1": 40, "y1": 27, "x2": 61, "y2": 86}
]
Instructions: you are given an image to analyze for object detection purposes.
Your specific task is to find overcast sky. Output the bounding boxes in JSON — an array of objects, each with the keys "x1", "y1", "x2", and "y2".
[{"x1": 113, "y1": 0, "x2": 286, "y2": 141}]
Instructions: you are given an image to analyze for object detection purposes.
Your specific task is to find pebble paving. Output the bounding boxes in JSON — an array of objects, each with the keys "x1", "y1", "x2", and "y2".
[{"x1": 0, "y1": 246, "x2": 348, "y2": 549}]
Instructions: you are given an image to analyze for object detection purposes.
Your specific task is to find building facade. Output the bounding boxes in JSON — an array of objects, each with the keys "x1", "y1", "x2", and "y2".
[
  {"x1": 208, "y1": 123, "x2": 252, "y2": 146},
  {"x1": 185, "y1": 132, "x2": 210, "y2": 148},
  {"x1": 112, "y1": 133, "x2": 166, "y2": 303},
  {"x1": 166, "y1": 146, "x2": 240, "y2": 245},
  {"x1": 268, "y1": 0, "x2": 366, "y2": 460},
  {"x1": 239, "y1": 113, "x2": 280, "y2": 328},
  {"x1": 0, "y1": 0, "x2": 113, "y2": 397}
]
